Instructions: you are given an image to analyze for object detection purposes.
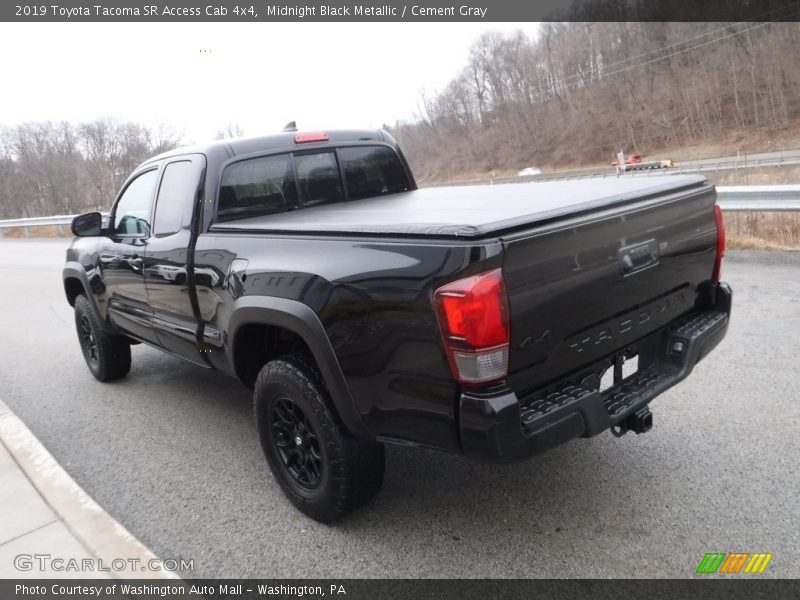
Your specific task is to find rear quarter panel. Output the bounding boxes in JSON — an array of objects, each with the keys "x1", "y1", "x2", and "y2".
[{"x1": 193, "y1": 233, "x2": 503, "y2": 451}]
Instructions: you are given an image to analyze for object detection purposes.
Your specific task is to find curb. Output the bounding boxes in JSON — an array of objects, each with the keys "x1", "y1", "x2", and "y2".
[{"x1": 0, "y1": 398, "x2": 179, "y2": 579}]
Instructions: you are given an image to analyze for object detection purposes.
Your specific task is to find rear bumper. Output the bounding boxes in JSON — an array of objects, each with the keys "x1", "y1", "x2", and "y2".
[{"x1": 458, "y1": 282, "x2": 732, "y2": 463}]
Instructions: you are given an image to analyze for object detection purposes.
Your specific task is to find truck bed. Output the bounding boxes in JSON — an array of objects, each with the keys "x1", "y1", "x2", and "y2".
[{"x1": 211, "y1": 175, "x2": 711, "y2": 238}]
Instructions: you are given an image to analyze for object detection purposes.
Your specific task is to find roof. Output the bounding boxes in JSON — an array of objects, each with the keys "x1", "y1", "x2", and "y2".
[{"x1": 143, "y1": 129, "x2": 393, "y2": 165}]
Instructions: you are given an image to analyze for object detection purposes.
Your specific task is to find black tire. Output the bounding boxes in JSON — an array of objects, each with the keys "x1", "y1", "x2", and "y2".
[
  {"x1": 254, "y1": 355, "x2": 384, "y2": 522},
  {"x1": 73, "y1": 295, "x2": 131, "y2": 382}
]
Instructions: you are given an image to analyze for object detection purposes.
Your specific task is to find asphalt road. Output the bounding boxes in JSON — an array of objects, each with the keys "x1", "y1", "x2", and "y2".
[{"x1": 1, "y1": 239, "x2": 798, "y2": 578}]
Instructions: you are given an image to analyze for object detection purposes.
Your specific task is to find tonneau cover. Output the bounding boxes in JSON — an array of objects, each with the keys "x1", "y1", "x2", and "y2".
[{"x1": 212, "y1": 174, "x2": 709, "y2": 238}]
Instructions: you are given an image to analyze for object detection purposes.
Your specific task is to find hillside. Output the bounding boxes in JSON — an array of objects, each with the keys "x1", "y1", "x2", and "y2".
[{"x1": 389, "y1": 22, "x2": 800, "y2": 184}]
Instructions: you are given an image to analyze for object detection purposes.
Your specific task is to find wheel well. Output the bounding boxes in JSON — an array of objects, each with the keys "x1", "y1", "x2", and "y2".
[
  {"x1": 233, "y1": 323, "x2": 313, "y2": 388},
  {"x1": 64, "y1": 277, "x2": 84, "y2": 306}
]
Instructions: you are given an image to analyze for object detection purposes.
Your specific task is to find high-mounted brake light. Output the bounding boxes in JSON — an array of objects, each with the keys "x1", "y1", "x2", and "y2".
[
  {"x1": 434, "y1": 268, "x2": 510, "y2": 385},
  {"x1": 295, "y1": 132, "x2": 329, "y2": 144},
  {"x1": 712, "y1": 204, "x2": 725, "y2": 283}
]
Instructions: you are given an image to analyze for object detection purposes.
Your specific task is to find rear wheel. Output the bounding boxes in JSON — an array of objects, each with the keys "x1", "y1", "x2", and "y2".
[
  {"x1": 74, "y1": 295, "x2": 131, "y2": 382},
  {"x1": 254, "y1": 355, "x2": 384, "y2": 522}
]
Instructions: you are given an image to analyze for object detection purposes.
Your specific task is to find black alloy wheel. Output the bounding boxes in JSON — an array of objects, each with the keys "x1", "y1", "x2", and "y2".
[
  {"x1": 73, "y1": 295, "x2": 131, "y2": 382},
  {"x1": 271, "y1": 397, "x2": 323, "y2": 488},
  {"x1": 254, "y1": 355, "x2": 385, "y2": 522},
  {"x1": 79, "y1": 313, "x2": 99, "y2": 366}
]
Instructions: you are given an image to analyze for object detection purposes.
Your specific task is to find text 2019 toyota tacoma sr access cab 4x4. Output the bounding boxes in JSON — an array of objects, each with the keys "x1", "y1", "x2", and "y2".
[{"x1": 63, "y1": 129, "x2": 731, "y2": 522}]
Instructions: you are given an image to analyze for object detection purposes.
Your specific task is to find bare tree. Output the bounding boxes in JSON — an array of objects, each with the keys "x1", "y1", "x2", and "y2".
[
  {"x1": 0, "y1": 118, "x2": 181, "y2": 219},
  {"x1": 214, "y1": 123, "x2": 245, "y2": 140}
]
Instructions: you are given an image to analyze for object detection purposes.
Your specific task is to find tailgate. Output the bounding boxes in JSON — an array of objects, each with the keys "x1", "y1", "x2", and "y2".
[{"x1": 502, "y1": 177, "x2": 718, "y2": 395}]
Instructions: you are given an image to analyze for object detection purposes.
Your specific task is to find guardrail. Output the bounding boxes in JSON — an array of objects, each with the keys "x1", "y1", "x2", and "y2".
[
  {"x1": 715, "y1": 185, "x2": 800, "y2": 212},
  {"x1": 588, "y1": 155, "x2": 800, "y2": 179},
  {"x1": 0, "y1": 186, "x2": 798, "y2": 238},
  {"x1": 0, "y1": 214, "x2": 83, "y2": 228},
  {"x1": 671, "y1": 154, "x2": 800, "y2": 175},
  {"x1": 0, "y1": 215, "x2": 74, "y2": 237}
]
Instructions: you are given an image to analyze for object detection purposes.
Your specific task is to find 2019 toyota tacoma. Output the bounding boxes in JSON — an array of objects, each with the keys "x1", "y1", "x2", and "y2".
[{"x1": 63, "y1": 129, "x2": 731, "y2": 521}]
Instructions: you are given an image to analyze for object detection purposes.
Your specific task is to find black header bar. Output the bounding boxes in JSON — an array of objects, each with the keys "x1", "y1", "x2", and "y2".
[
  {"x1": 3, "y1": 579, "x2": 800, "y2": 600},
  {"x1": 3, "y1": 0, "x2": 800, "y2": 22}
]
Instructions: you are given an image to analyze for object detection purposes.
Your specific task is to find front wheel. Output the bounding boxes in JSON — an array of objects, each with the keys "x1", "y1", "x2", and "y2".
[
  {"x1": 74, "y1": 295, "x2": 131, "y2": 382},
  {"x1": 254, "y1": 355, "x2": 384, "y2": 522}
]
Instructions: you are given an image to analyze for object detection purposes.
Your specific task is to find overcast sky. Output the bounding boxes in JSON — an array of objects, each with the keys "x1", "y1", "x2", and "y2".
[{"x1": 0, "y1": 22, "x2": 539, "y2": 143}]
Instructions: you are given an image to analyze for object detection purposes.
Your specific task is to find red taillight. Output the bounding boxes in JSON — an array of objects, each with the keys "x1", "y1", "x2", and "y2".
[
  {"x1": 295, "y1": 132, "x2": 329, "y2": 144},
  {"x1": 434, "y1": 269, "x2": 510, "y2": 385},
  {"x1": 712, "y1": 204, "x2": 725, "y2": 283}
]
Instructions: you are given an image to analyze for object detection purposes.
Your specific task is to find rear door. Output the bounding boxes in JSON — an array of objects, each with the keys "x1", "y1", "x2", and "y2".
[
  {"x1": 144, "y1": 154, "x2": 207, "y2": 365},
  {"x1": 99, "y1": 166, "x2": 160, "y2": 343}
]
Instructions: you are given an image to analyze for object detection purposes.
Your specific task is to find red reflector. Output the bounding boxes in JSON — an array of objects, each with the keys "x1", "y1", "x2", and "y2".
[
  {"x1": 712, "y1": 204, "x2": 725, "y2": 283},
  {"x1": 294, "y1": 132, "x2": 329, "y2": 144},
  {"x1": 434, "y1": 269, "x2": 510, "y2": 384}
]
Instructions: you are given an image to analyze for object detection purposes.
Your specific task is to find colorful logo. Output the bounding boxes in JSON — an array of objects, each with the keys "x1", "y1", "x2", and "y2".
[{"x1": 696, "y1": 552, "x2": 773, "y2": 574}]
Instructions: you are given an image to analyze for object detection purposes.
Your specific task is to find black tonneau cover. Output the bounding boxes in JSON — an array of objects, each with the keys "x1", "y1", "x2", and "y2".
[{"x1": 211, "y1": 175, "x2": 710, "y2": 238}]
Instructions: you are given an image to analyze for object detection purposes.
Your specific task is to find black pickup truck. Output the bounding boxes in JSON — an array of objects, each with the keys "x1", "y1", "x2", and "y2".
[{"x1": 63, "y1": 129, "x2": 731, "y2": 522}]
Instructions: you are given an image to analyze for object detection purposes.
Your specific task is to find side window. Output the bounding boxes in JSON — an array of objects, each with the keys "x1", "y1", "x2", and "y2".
[
  {"x1": 295, "y1": 152, "x2": 343, "y2": 207},
  {"x1": 113, "y1": 169, "x2": 159, "y2": 237},
  {"x1": 218, "y1": 154, "x2": 297, "y2": 222},
  {"x1": 153, "y1": 161, "x2": 197, "y2": 236},
  {"x1": 340, "y1": 146, "x2": 411, "y2": 200}
]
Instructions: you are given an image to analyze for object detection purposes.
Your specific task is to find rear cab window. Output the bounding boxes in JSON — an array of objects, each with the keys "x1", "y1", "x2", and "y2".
[
  {"x1": 216, "y1": 145, "x2": 412, "y2": 223},
  {"x1": 218, "y1": 154, "x2": 297, "y2": 222},
  {"x1": 340, "y1": 146, "x2": 410, "y2": 200},
  {"x1": 295, "y1": 152, "x2": 343, "y2": 208}
]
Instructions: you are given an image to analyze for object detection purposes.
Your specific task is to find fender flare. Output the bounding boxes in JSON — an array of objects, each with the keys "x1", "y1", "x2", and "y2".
[
  {"x1": 63, "y1": 263, "x2": 92, "y2": 304},
  {"x1": 63, "y1": 262, "x2": 108, "y2": 314},
  {"x1": 63, "y1": 262, "x2": 120, "y2": 334},
  {"x1": 227, "y1": 296, "x2": 372, "y2": 440}
]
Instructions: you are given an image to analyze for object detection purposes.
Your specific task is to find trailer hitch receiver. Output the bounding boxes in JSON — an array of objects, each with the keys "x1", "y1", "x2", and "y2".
[{"x1": 611, "y1": 406, "x2": 653, "y2": 437}]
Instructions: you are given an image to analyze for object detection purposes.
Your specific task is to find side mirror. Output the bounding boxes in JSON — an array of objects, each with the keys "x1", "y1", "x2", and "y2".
[{"x1": 71, "y1": 212, "x2": 103, "y2": 237}]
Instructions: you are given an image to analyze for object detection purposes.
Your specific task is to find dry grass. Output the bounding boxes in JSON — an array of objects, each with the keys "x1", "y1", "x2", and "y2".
[
  {"x1": 726, "y1": 212, "x2": 800, "y2": 250},
  {"x1": 640, "y1": 124, "x2": 800, "y2": 164},
  {"x1": 1, "y1": 225, "x2": 66, "y2": 238}
]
